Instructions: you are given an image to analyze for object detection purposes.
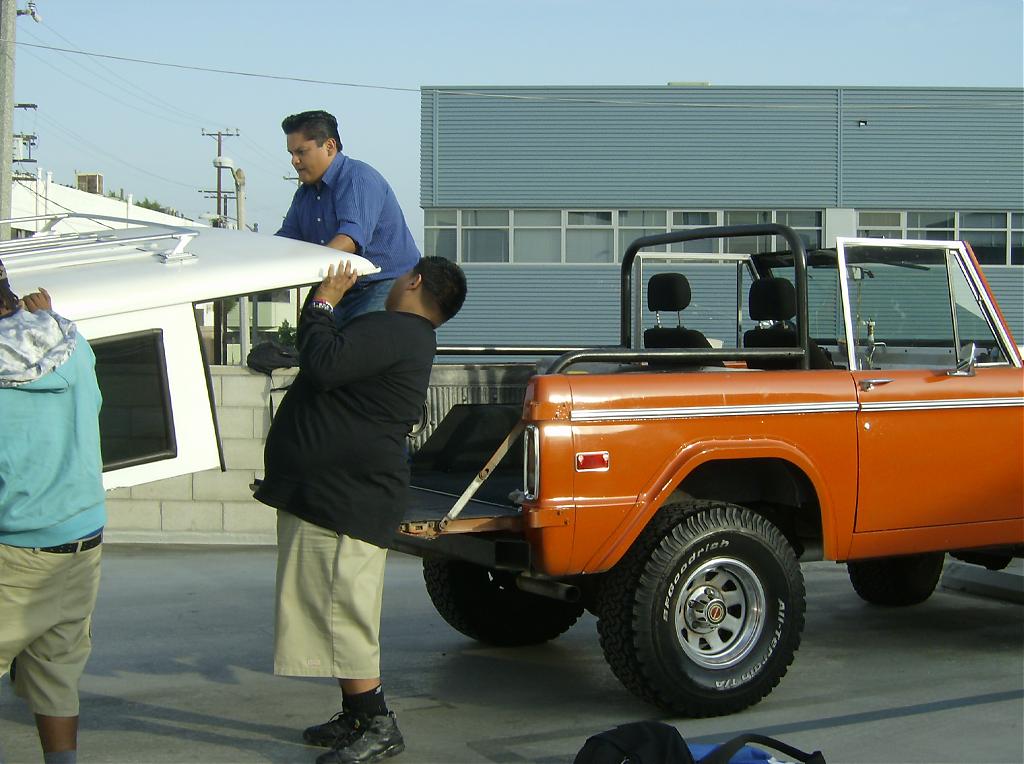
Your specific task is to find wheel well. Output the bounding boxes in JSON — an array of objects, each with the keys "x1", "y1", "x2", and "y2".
[{"x1": 667, "y1": 458, "x2": 824, "y2": 560}]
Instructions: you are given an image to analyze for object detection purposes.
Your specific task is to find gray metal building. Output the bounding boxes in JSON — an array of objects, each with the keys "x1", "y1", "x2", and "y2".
[{"x1": 419, "y1": 85, "x2": 1023, "y2": 346}]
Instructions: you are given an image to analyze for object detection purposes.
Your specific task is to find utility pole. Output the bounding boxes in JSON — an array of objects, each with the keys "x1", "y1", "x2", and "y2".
[
  {"x1": 233, "y1": 167, "x2": 245, "y2": 231},
  {"x1": 0, "y1": 2, "x2": 40, "y2": 239},
  {"x1": 201, "y1": 128, "x2": 239, "y2": 224},
  {"x1": 0, "y1": 1, "x2": 16, "y2": 239}
]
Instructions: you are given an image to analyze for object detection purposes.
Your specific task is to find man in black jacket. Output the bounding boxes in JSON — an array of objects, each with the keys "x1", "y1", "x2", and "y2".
[{"x1": 255, "y1": 256, "x2": 466, "y2": 764}]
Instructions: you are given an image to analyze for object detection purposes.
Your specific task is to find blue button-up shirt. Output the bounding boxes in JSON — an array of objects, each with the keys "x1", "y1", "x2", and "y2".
[{"x1": 276, "y1": 153, "x2": 421, "y2": 281}]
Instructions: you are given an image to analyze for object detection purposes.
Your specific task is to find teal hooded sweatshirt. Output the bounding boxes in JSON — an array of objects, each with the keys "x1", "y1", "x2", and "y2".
[{"x1": 0, "y1": 308, "x2": 105, "y2": 547}]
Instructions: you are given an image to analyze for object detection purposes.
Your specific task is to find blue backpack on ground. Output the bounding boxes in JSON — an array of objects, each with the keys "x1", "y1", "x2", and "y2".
[{"x1": 574, "y1": 721, "x2": 826, "y2": 764}]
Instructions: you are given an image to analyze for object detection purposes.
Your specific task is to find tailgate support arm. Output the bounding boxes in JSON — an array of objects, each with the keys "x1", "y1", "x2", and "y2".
[{"x1": 433, "y1": 420, "x2": 526, "y2": 536}]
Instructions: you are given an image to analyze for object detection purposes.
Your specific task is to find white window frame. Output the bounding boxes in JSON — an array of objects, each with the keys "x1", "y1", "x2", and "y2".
[{"x1": 78, "y1": 304, "x2": 222, "y2": 490}]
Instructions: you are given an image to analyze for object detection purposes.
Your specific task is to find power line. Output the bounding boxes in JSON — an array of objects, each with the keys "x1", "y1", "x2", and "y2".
[
  {"x1": 19, "y1": 26, "x2": 295, "y2": 180},
  {"x1": 12, "y1": 40, "x2": 1023, "y2": 111},
  {"x1": 15, "y1": 40, "x2": 420, "y2": 93},
  {"x1": 17, "y1": 43, "x2": 200, "y2": 130},
  {"x1": 15, "y1": 178, "x2": 117, "y2": 229},
  {"x1": 33, "y1": 111, "x2": 197, "y2": 190},
  {"x1": 29, "y1": 22, "x2": 220, "y2": 126}
]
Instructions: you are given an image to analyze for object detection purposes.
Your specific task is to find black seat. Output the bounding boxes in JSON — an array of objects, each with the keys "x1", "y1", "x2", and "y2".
[
  {"x1": 743, "y1": 278, "x2": 833, "y2": 370},
  {"x1": 643, "y1": 273, "x2": 713, "y2": 350}
]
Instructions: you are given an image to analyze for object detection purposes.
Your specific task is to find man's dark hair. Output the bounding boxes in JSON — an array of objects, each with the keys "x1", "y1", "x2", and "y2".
[
  {"x1": 0, "y1": 286, "x2": 17, "y2": 315},
  {"x1": 281, "y1": 110, "x2": 343, "y2": 151},
  {"x1": 414, "y1": 256, "x2": 467, "y2": 324},
  {"x1": 0, "y1": 257, "x2": 18, "y2": 315}
]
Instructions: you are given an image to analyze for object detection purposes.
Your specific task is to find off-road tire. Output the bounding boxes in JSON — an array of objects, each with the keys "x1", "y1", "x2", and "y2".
[
  {"x1": 423, "y1": 559, "x2": 584, "y2": 646},
  {"x1": 847, "y1": 552, "x2": 945, "y2": 606},
  {"x1": 596, "y1": 501, "x2": 805, "y2": 717}
]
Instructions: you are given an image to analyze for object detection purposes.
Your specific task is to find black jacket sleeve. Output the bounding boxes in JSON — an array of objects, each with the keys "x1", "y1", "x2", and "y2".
[{"x1": 296, "y1": 301, "x2": 402, "y2": 392}]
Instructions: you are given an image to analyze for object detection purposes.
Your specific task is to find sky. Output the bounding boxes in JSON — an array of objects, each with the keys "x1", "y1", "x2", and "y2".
[{"x1": 9, "y1": 0, "x2": 1024, "y2": 245}]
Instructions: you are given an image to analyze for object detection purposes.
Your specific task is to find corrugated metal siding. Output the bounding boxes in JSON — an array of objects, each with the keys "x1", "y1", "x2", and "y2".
[
  {"x1": 420, "y1": 86, "x2": 839, "y2": 208},
  {"x1": 438, "y1": 264, "x2": 1024, "y2": 347},
  {"x1": 420, "y1": 90, "x2": 436, "y2": 206},
  {"x1": 420, "y1": 85, "x2": 1023, "y2": 212},
  {"x1": 840, "y1": 88, "x2": 1024, "y2": 209},
  {"x1": 985, "y1": 268, "x2": 1023, "y2": 341},
  {"x1": 436, "y1": 265, "x2": 620, "y2": 346}
]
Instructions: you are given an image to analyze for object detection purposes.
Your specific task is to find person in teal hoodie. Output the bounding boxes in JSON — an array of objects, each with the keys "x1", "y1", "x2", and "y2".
[{"x1": 0, "y1": 256, "x2": 105, "y2": 764}]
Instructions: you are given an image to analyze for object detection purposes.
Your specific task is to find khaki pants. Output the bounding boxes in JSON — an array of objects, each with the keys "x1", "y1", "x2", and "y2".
[
  {"x1": 0, "y1": 542, "x2": 102, "y2": 717},
  {"x1": 274, "y1": 511, "x2": 388, "y2": 679}
]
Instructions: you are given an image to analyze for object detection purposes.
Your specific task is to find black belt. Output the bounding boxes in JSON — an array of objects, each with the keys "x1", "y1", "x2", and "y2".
[{"x1": 38, "y1": 533, "x2": 103, "y2": 554}]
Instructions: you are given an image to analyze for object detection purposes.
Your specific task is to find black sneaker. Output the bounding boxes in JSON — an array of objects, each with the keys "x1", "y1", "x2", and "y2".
[
  {"x1": 303, "y1": 710, "x2": 359, "y2": 748},
  {"x1": 315, "y1": 712, "x2": 405, "y2": 764}
]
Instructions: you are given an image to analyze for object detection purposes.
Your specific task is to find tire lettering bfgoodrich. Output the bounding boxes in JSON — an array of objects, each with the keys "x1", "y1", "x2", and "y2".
[
  {"x1": 716, "y1": 598, "x2": 786, "y2": 689},
  {"x1": 663, "y1": 539, "x2": 730, "y2": 621}
]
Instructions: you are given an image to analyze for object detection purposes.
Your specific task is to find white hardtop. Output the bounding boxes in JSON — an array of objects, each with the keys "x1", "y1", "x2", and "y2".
[{"x1": 1, "y1": 214, "x2": 380, "y2": 320}]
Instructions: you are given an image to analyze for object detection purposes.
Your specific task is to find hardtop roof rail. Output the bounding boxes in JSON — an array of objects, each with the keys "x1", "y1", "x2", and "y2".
[
  {"x1": 0, "y1": 212, "x2": 198, "y2": 235},
  {"x1": 0, "y1": 213, "x2": 200, "y2": 272}
]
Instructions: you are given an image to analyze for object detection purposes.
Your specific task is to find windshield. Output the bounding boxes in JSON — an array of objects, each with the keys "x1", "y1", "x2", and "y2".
[{"x1": 838, "y1": 242, "x2": 1010, "y2": 369}]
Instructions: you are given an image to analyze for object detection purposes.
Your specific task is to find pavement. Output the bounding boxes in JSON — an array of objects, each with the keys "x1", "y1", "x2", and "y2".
[{"x1": 1, "y1": 546, "x2": 1022, "y2": 764}]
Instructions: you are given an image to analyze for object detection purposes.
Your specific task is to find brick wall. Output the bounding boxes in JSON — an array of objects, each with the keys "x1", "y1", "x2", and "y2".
[{"x1": 104, "y1": 366, "x2": 298, "y2": 545}]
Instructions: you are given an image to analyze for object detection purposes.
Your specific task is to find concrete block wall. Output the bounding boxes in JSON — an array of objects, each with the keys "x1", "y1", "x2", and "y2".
[{"x1": 104, "y1": 366, "x2": 298, "y2": 545}]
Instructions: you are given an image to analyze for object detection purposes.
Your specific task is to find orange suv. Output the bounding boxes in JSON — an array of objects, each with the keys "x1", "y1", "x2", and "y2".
[{"x1": 394, "y1": 224, "x2": 1023, "y2": 717}]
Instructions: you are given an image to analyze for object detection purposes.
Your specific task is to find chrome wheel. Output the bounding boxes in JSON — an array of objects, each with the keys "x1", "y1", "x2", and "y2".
[
  {"x1": 673, "y1": 556, "x2": 766, "y2": 669},
  {"x1": 598, "y1": 502, "x2": 805, "y2": 716}
]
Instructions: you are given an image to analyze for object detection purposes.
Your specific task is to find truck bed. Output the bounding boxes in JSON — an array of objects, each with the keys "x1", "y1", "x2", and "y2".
[{"x1": 401, "y1": 362, "x2": 532, "y2": 537}]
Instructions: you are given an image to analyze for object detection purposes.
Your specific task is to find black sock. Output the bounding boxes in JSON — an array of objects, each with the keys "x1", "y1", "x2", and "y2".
[
  {"x1": 343, "y1": 685, "x2": 388, "y2": 718},
  {"x1": 43, "y1": 752, "x2": 76, "y2": 764}
]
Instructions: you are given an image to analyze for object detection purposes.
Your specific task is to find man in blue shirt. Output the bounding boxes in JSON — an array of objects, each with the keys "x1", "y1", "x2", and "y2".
[{"x1": 276, "y1": 110, "x2": 421, "y2": 326}]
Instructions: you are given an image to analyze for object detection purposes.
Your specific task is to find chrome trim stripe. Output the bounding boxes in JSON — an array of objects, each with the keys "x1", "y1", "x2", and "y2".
[
  {"x1": 571, "y1": 401, "x2": 859, "y2": 422},
  {"x1": 861, "y1": 397, "x2": 1024, "y2": 412},
  {"x1": 571, "y1": 396, "x2": 1023, "y2": 423}
]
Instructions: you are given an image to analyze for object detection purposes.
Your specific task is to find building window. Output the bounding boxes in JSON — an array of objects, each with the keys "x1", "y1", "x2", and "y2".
[
  {"x1": 720, "y1": 210, "x2": 822, "y2": 254},
  {"x1": 461, "y1": 209, "x2": 509, "y2": 263},
  {"x1": 857, "y1": 210, "x2": 903, "y2": 239},
  {"x1": 960, "y1": 212, "x2": 1008, "y2": 265},
  {"x1": 856, "y1": 210, "x2": 1022, "y2": 265},
  {"x1": 512, "y1": 209, "x2": 561, "y2": 263},
  {"x1": 670, "y1": 211, "x2": 718, "y2": 253},
  {"x1": 424, "y1": 209, "x2": 457, "y2": 260},
  {"x1": 907, "y1": 211, "x2": 955, "y2": 241},
  {"x1": 776, "y1": 210, "x2": 823, "y2": 250},
  {"x1": 568, "y1": 210, "x2": 612, "y2": 226},
  {"x1": 724, "y1": 210, "x2": 772, "y2": 254},
  {"x1": 618, "y1": 209, "x2": 667, "y2": 256},
  {"x1": 566, "y1": 210, "x2": 614, "y2": 263},
  {"x1": 1012, "y1": 213, "x2": 1023, "y2": 265}
]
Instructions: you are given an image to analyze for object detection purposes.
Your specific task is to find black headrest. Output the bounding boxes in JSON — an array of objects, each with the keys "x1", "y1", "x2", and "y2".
[
  {"x1": 749, "y1": 277, "x2": 796, "y2": 321},
  {"x1": 648, "y1": 273, "x2": 691, "y2": 312}
]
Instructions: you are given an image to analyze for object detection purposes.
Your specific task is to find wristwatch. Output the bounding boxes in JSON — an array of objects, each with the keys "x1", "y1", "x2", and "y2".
[{"x1": 310, "y1": 299, "x2": 334, "y2": 314}]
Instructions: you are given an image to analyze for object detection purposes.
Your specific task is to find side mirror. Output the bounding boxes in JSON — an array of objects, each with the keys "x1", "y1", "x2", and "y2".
[{"x1": 947, "y1": 341, "x2": 977, "y2": 377}]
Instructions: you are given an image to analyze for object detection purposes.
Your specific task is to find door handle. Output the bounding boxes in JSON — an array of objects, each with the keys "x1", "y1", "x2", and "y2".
[{"x1": 859, "y1": 377, "x2": 894, "y2": 391}]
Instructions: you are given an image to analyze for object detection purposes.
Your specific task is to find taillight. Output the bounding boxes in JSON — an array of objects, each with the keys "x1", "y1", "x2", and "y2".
[{"x1": 523, "y1": 424, "x2": 540, "y2": 500}]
